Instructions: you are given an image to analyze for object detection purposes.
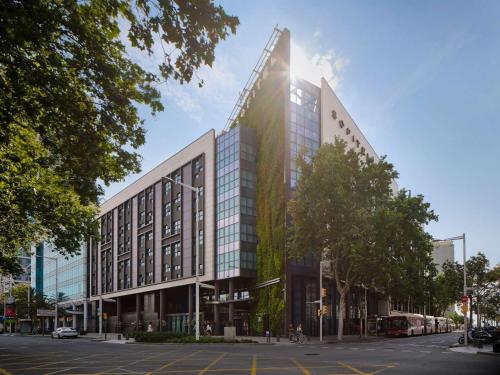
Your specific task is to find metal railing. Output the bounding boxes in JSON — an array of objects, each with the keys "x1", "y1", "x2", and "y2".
[{"x1": 223, "y1": 26, "x2": 283, "y2": 131}]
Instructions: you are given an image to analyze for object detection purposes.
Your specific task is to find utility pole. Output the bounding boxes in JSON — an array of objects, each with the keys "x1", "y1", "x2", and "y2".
[{"x1": 319, "y1": 263, "x2": 323, "y2": 342}]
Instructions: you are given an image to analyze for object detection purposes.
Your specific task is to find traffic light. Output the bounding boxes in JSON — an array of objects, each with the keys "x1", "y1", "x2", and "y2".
[
  {"x1": 321, "y1": 288, "x2": 327, "y2": 298},
  {"x1": 322, "y1": 305, "x2": 328, "y2": 315}
]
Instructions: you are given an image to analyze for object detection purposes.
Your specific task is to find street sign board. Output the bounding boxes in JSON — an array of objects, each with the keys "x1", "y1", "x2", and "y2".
[{"x1": 462, "y1": 295, "x2": 468, "y2": 303}]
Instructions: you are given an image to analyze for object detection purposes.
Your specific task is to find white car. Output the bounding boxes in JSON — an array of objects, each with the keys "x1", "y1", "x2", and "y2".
[{"x1": 51, "y1": 327, "x2": 78, "y2": 339}]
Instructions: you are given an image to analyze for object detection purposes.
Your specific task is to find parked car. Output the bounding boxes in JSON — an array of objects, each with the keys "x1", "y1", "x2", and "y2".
[{"x1": 51, "y1": 327, "x2": 78, "y2": 339}]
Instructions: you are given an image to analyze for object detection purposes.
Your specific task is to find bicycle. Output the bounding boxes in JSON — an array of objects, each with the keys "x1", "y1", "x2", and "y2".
[{"x1": 289, "y1": 332, "x2": 306, "y2": 344}]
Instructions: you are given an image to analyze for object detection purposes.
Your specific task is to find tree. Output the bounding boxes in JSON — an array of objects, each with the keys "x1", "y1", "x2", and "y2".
[
  {"x1": 0, "y1": 0, "x2": 239, "y2": 274},
  {"x1": 448, "y1": 311, "x2": 464, "y2": 326},
  {"x1": 288, "y1": 139, "x2": 398, "y2": 340},
  {"x1": 377, "y1": 191, "x2": 437, "y2": 315}
]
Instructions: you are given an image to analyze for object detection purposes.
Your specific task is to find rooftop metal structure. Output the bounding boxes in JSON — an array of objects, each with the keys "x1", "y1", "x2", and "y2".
[{"x1": 223, "y1": 26, "x2": 283, "y2": 131}]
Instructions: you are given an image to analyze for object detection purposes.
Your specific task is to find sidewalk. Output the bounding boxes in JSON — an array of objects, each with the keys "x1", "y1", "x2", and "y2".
[
  {"x1": 449, "y1": 343, "x2": 497, "y2": 355},
  {"x1": 241, "y1": 334, "x2": 386, "y2": 345}
]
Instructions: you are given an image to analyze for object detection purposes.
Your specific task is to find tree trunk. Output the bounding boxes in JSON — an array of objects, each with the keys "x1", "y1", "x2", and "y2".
[{"x1": 337, "y1": 289, "x2": 347, "y2": 341}]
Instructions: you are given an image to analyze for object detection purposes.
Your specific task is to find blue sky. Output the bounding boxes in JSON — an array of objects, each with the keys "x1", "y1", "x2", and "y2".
[{"x1": 105, "y1": 0, "x2": 500, "y2": 266}]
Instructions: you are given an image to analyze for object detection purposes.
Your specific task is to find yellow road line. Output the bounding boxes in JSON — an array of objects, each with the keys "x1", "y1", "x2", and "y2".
[
  {"x1": 44, "y1": 368, "x2": 76, "y2": 375},
  {"x1": 290, "y1": 357, "x2": 311, "y2": 375},
  {"x1": 250, "y1": 354, "x2": 257, "y2": 375},
  {"x1": 197, "y1": 352, "x2": 226, "y2": 375},
  {"x1": 0, "y1": 368, "x2": 12, "y2": 375},
  {"x1": 337, "y1": 362, "x2": 368, "y2": 375},
  {"x1": 145, "y1": 350, "x2": 202, "y2": 375}
]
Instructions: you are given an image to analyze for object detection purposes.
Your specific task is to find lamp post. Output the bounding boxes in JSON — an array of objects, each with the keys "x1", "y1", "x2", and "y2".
[
  {"x1": 434, "y1": 234, "x2": 467, "y2": 345},
  {"x1": 163, "y1": 176, "x2": 201, "y2": 341}
]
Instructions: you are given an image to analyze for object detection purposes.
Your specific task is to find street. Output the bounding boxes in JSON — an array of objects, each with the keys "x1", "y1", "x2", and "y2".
[{"x1": 0, "y1": 333, "x2": 497, "y2": 374}]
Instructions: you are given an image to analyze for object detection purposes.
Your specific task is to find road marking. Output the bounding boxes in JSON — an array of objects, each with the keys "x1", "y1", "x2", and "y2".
[
  {"x1": 352, "y1": 348, "x2": 360, "y2": 350},
  {"x1": 419, "y1": 350, "x2": 431, "y2": 353},
  {"x1": 402, "y1": 350, "x2": 412, "y2": 352},
  {"x1": 290, "y1": 357, "x2": 311, "y2": 375},
  {"x1": 337, "y1": 361, "x2": 367, "y2": 375},
  {"x1": 44, "y1": 367, "x2": 76, "y2": 375},
  {"x1": 145, "y1": 350, "x2": 201, "y2": 375},
  {"x1": 367, "y1": 348, "x2": 376, "y2": 351},
  {"x1": 250, "y1": 354, "x2": 257, "y2": 375},
  {"x1": 0, "y1": 368, "x2": 13, "y2": 375},
  {"x1": 197, "y1": 352, "x2": 226, "y2": 375}
]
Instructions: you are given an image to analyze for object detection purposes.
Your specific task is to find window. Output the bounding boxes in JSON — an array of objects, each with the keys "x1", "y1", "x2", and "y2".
[
  {"x1": 175, "y1": 173, "x2": 181, "y2": 183},
  {"x1": 346, "y1": 128, "x2": 351, "y2": 135},
  {"x1": 173, "y1": 220, "x2": 181, "y2": 234},
  {"x1": 174, "y1": 243, "x2": 181, "y2": 257},
  {"x1": 197, "y1": 210, "x2": 204, "y2": 221},
  {"x1": 163, "y1": 225, "x2": 171, "y2": 237},
  {"x1": 164, "y1": 181, "x2": 171, "y2": 195},
  {"x1": 163, "y1": 203, "x2": 171, "y2": 216},
  {"x1": 339, "y1": 120, "x2": 344, "y2": 128},
  {"x1": 356, "y1": 140, "x2": 360, "y2": 148},
  {"x1": 174, "y1": 265, "x2": 181, "y2": 270},
  {"x1": 198, "y1": 186, "x2": 204, "y2": 196},
  {"x1": 147, "y1": 232, "x2": 153, "y2": 241},
  {"x1": 361, "y1": 147, "x2": 365, "y2": 154},
  {"x1": 164, "y1": 264, "x2": 170, "y2": 273},
  {"x1": 163, "y1": 245, "x2": 171, "y2": 255},
  {"x1": 331, "y1": 110, "x2": 337, "y2": 120}
]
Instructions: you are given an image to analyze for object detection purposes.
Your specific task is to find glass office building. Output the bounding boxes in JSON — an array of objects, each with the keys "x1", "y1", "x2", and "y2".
[
  {"x1": 31, "y1": 242, "x2": 87, "y2": 303},
  {"x1": 215, "y1": 125, "x2": 257, "y2": 280}
]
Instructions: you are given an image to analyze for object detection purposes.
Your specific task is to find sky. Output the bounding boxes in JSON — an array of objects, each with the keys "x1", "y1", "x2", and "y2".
[{"x1": 104, "y1": 0, "x2": 500, "y2": 266}]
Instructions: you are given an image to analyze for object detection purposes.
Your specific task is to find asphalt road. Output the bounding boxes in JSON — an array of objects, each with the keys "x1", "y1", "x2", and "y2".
[{"x1": 0, "y1": 332, "x2": 497, "y2": 374}]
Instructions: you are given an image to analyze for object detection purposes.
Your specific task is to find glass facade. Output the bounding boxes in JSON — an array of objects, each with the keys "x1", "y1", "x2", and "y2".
[
  {"x1": 215, "y1": 125, "x2": 257, "y2": 279},
  {"x1": 289, "y1": 78, "x2": 321, "y2": 187},
  {"x1": 31, "y1": 242, "x2": 87, "y2": 303}
]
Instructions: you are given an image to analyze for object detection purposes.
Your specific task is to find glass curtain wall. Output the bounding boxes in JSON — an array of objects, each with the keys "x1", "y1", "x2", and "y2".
[
  {"x1": 289, "y1": 78, "x2": 321, "y2": 187},
  {"x1": 215, "y1": 125, "x2": 257, "y2": 280}
]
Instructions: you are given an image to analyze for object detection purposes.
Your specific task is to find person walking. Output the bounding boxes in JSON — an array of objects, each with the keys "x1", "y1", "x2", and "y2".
[{"x1": 147, "y1": 322, "x2": 153, "y2": 333}]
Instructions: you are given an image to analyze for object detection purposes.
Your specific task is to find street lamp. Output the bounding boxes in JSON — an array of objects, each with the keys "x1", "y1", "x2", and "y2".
[
  {"x1": 163, "y1": 176, "x2": 201, "y2": 341},
  {"x1": 434, "y1": 233, "x2": 467, "y2": 345}
]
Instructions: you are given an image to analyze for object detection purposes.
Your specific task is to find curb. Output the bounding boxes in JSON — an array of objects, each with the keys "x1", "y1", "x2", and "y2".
[{"x1": 477, "y1": 351, "x2": 500, "y2": 358}]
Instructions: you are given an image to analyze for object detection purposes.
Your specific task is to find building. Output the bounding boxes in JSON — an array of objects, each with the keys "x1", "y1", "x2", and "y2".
[
  {"x1": 432, "y1": 240, "x2": 455, "y2": 273},
  {"x1": 90, "y1": 27, "x2": 393, "y2": 336},
  {"x1": 31, "y1": 241, "x2": 89, "y2": 331}
]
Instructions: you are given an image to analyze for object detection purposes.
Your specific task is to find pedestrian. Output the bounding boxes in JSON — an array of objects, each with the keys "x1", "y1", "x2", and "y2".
[
  {"x1": 147, "y1": 322, "x2": 153, "y2": 333},
  {"x1": 296, "y1": 323, "x2": 303, "y2": 334},
  {"x1": 206, "y1": 321, "x2": 212, "y2": 336}
]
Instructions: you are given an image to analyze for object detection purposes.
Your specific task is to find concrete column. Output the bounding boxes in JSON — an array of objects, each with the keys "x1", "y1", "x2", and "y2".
[
  {"x1": 188, "y1": 284, "x2": 193, "y2": 334},
  {"x1": 72, "y1": 304, "x2": 77, "y2": 329},
  {"x1": 159, "y1": 289, "x2": 165, "y2": 331},
  {"x1": 214, "y1": 281, "x2": 220, "y2": 335},
  {"x1": 135, "y1": 293, "x2": 141, "y2": 329},
  {"x1": 116, "y1": 296, "x2": 122, "y2": 323},
  {"x1": 83, "y1": 301, "x2": 88, "y2": 332},
  {"x1": 228, "y1": 278, "x2": 234, "y2": 325}
]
